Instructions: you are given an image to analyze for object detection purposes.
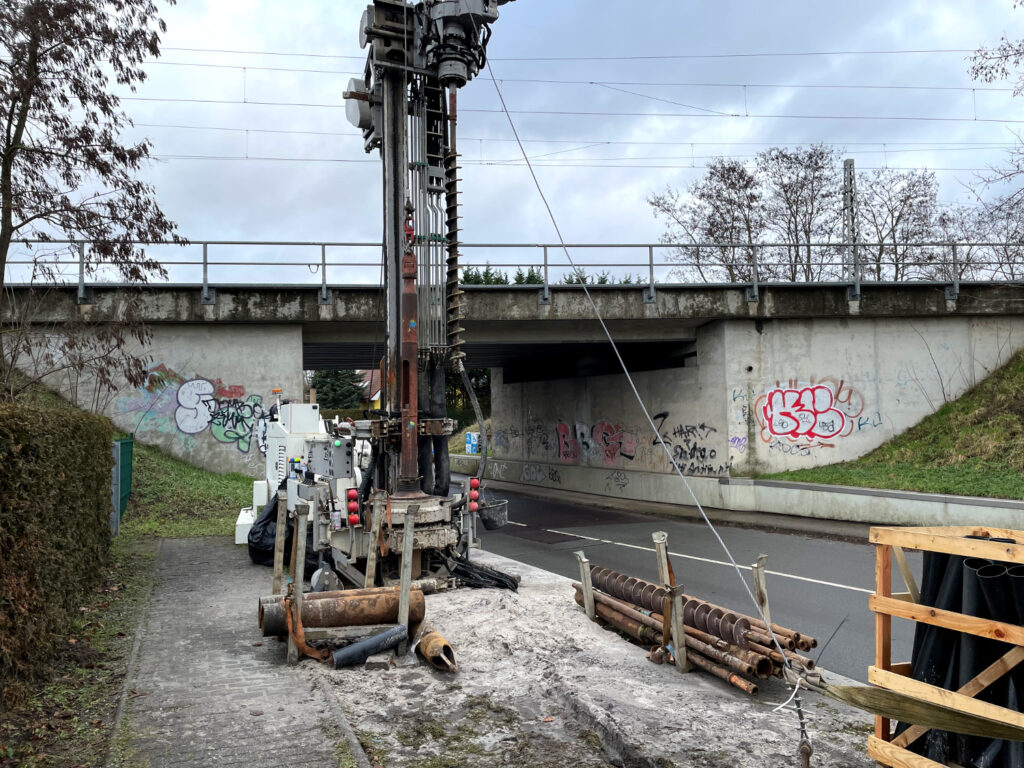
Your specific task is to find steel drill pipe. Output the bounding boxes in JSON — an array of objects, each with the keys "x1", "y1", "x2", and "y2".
[
  {"x1": 572, "y1": 592, "x2": 768, "y2": 679},
  {"x1": 259, "y1": 586, "x2": 402, "y2": 606},
  {"x1": 572, "y1": 585, "x2": 774, "y2": 678},
  {"x1": 590, "y1": 566, "x2": 807, "y2": 650},
  {"x1": 679, "y1": 649, "x2": 760, "y2": 696},
  {"x1": 260, "y1": 590, "x2": 425, "y2": 637},
  {"x1": 745, "y1": 639, "x2": 816, "y2": 671}
]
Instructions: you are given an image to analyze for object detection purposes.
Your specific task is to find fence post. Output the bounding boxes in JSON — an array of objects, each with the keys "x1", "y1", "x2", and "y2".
[
  {"x1": 75, "y1": 242, "x2": 92, "y2": 305},
  {"x1": 745, "y1": 245, "x2": 760, "y2": 303},
  {"x1": 946, "y1": 243, "x2": 960, "y2": 301},
  {"x1": 318, "y1": 243, "x2": 332, "y2": 305},
  {"x1": 539, "y1": 245, "x2": 551, "y2": 305},
  {"x1": 643, "y1": 245, "x2": 656, "y2": 303},
  {"x1": 201, "y1": 242, "x2": 216, "y2": 305}
]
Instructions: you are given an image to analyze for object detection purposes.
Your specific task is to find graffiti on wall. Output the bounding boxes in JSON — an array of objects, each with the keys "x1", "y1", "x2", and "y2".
[
  {"x1": 652, "y1": 412, "x2": 731, "y2": 476},
  {"x1": 745, "y1": 377, "x2": 884, "y2": 451},
  {"x1": 555, "y1": 421, "x2": 638, "y2": 466},
  {"x1": 116, "y1": 364, "x2": 269, "y2": 456}
]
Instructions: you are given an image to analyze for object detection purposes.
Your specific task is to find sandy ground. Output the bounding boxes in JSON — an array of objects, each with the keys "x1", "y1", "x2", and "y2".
[{"x1": 308, "y1": 551, "x2": 876, "y2": 768}]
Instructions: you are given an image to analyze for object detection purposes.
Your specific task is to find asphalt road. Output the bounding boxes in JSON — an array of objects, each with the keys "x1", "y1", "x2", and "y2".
[{"x1": 474, "y1": 484, "x2": 917, "y2": 682}]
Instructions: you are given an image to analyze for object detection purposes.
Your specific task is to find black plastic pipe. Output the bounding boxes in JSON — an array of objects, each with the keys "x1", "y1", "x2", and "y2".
[
  {"x1": 332, "y1": 625, "x2": 408, "y2": 669},
  {"x1": 959, "y1": 558, "x2": 994, "y2": 765}
]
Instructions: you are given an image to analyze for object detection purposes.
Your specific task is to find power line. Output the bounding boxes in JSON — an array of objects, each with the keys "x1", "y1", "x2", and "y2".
[
  {"x1": 117, "y1": 94, "x2": 1024, "y2": 124},
  {"x1": 146, "y1": 59, "x2": 1011, "y2": 94},
  {"x1": 159, "y1": 45, "x2": 976, "y2": 62}
]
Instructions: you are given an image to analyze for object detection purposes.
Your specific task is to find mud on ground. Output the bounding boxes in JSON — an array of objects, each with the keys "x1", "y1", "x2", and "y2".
[{"x1": 308, "y1": 552, "x2": 875, "y2": 768}]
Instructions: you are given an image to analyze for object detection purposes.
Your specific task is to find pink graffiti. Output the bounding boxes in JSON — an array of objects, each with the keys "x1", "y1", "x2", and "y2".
[
  {"x1": 556, "y1": 421, "x2": 637, "y2": 466},
  {"x1": 761, "y1": 385, "x2": 846, "y2": 441},
  {"x1": 556, "y1": 423, "x2": 580, "y2": 462},
  {"x1": 593, "y1": 422, "x2": 637, "y2": 466}
]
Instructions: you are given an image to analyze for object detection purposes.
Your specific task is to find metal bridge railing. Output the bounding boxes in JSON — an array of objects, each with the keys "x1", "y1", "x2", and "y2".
[{"x1": 4, "y1": 240, "x2": 1024, "y2": 305}]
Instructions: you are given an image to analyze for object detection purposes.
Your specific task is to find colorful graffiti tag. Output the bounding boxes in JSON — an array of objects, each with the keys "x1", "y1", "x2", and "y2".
[
  {"x1": 555, "y1": 421, "x2": 638, "y2": 466},
  {"x1": 116, "y1": 364, "x2": 269, "y2": 456},
  {"x1": 761, "y1": 385, "x2": 847, "y2": 441}
]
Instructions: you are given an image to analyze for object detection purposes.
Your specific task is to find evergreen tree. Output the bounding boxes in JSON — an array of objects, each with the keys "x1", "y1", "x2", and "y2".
[{"x1": 311, "y1": 370, "x2": 366, "y2": 409}]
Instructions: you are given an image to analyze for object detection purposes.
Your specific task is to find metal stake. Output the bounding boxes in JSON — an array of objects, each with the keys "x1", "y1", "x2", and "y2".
[
  {"x1": 575, "y1": 551, "x2": 595, "y2": 620},
  {"x1": 272, "y1": 489, "x2": 288, "y2": 595},
  {"x1": 287, "y1": 500, "x2": 309, "y2": 664},
  {"x1": 76, "y1": 242, "x2": 88, "y2": 305},
  {"x1": 201, "y1": 243, "x2": 216, "y2": 305}
]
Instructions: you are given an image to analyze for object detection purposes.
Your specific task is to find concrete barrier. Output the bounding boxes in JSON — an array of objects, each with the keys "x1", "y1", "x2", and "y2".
[{"x1": 452, "y1": 454, "x2": 1024, "y2": 529}]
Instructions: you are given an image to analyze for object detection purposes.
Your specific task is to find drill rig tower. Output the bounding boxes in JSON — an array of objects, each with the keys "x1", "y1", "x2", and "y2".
[{"x1": 340, "y1": 0, "x2": 513, "y2": 585}]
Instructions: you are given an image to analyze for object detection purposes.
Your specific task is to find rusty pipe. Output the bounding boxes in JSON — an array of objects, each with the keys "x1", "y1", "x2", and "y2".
[
  {"x1": 745, "y1": 639, "x2": 816, "y2": 671},
  {"x1": 260, "y1": 590, "x2": 425, "y2": 637},
  {"x1": 416, "y1": 624, "x2": 457, "y2": 673},
  {"x1": 572, "y1": 585, "x2": 772, "y2": 678},
  {"x1": 591, "y1": 566, "x2": 809, "y2": 651},
  {"x1": 259, "y1": 586, "x2": 402, "y2": 606},
  {"x1": 676, "y1": 648, "x2": 759, "y2": 695},
  {"x1": 573, "y1": 592, "x2": 662, "y2": 644}
]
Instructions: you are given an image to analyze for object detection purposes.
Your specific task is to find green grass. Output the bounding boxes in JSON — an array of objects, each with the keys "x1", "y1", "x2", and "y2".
[
  {"x1": 0, "y1": 538, "x2": 157, "y2": 768},
  {"x1": 764, "y1": 350, "x2": 1024, "y2": 499},
  {"x1": 121, "y1": 441, "x2": 253, "y2": 538}
]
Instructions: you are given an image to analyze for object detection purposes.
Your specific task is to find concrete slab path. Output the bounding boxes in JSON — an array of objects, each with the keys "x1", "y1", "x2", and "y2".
[{"x1": 113, "y1": 538, "x2": 360, "y2": 768}]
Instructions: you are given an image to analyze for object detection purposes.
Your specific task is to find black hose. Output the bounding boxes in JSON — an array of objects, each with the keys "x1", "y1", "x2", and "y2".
[
  {"x1": 332, "y1": 625, "x2": 408, "y2": 668},
  {"x1": 431, "y1": 362, "x2": 450, "y2": 496},
  {"x1": 358, "y1": 447, "x2": 378, "y2": 507}
]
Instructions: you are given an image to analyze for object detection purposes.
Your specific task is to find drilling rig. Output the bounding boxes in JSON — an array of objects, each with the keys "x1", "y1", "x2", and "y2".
[{"x1": 247, "y1": 1, "x2": 513, "y2": 601}]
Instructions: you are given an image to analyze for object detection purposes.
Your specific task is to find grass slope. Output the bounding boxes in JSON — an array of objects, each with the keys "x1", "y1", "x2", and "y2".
[{"x1": 764, "y1": 350, "x2": 1024, "y2": 500}]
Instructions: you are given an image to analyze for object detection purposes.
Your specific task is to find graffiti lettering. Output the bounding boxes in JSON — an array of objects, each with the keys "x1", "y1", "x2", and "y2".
[
  {"x1": 117, "y1": 366, "x2": 269, "y2": 457},
  {"x1": 556, "y1": 420, "x2": 637, "y2": 466},
  {"x1": 762, "y1": 385, "x2": 846, "y2": 441},
  {"x1": 729, "y1": 436, "x2": 748, "y2": 454},
  {"x1": 520, "y1": 464, "x2": 545, "y2": 483}
]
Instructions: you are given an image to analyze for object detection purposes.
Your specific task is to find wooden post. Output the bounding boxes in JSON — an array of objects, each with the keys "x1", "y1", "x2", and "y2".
[
  {"x1": 272, "y1": 490, "x2": 288, "y2": 595},
  {"x1": 396, "y1": 506, "x2": 417, "y2": 656},
  {"x1": 652, "y1": 531, "x2": 671, "y2": 585},
  {"x1": 751, "y1": 553, "x2": 772, "y2": 629},
  {"x1": 287, "y1": 501, "x2": 309, "y2": 665},
  {"x1": 670, "y1": 585, "x2": 693, "y2": 673},
  {"x1": 875, "y1": 543, "x2": 892, "y2": 741},
  {"x1": 364, "y1": 494, "x2": 384, "y2": 588},
  {"x1": 575, "y1": 551, "x2": 595, "y2": 620}
]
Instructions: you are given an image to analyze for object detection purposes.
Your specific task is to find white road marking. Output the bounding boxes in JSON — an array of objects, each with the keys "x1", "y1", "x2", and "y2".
[{"x1": 543, "y1": 528, "x2": 873, "y2": 595}]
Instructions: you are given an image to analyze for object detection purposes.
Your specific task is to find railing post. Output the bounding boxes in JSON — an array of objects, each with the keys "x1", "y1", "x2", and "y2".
[
  {"x1": 745, "y1": 245, "x2": 759, "y2": 303},
  {"x1": 201, "y1": 242, "x2": 216, "y2": 305},
  {"x1": 75, "y1": 242, "x2": 91, "y2": 305},
  {"x1": 847, "y1": 238, "x2": 861, "y2": 301},
  {"x1": 946, "y1": 243, "x2": 960, "y2": 301},
  {"x1": 318, "y1": 244, "x2": 332, "y2": 305},
  {"x1": 539, "y1": 245, "x2": 551, "y2": 305},
  {"x1": 643, "y1": 245, "x2": 656, "y2": 303}
]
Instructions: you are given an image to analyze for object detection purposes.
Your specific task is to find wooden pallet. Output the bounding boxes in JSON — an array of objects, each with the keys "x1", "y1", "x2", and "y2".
[{"x1": 868, "y1": 525, "x2": 1024, "y2": 767}]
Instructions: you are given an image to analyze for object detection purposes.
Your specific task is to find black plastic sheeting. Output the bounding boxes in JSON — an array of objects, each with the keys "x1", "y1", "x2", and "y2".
[
  {"x1": 247, "y1": 491, "x2": 322, "y2": 579},
  {"x1": 898, "y1": 535, "x2": 1024, "y2": 767}
]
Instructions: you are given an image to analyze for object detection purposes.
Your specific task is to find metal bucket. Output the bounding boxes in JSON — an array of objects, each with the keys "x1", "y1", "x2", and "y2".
[{"x1": 478, "y1": 499, "x2": 509, "y2": 531}]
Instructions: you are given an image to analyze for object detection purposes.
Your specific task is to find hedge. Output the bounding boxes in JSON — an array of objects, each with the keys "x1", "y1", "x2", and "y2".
[{"x1": 0, "y1": 404, "x2": 114, "y2": 706}]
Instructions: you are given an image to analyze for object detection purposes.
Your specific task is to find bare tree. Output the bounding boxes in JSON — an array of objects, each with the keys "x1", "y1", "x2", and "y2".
[
  {"x1": 0, "y1": 0, "x2": 180, "y2": 403},
  {"x1": 755, "y1": 144, "x2": 843, "y2": 281},
  {"x1": 857, "y1": 168, "x2": 938, "y2": 281},
  {"x1": 932, "y1": 204, "x2": 989, "y2": 280},
  {"x1": 969, "y1": 1, "x2": 1024, "y2": 208},
  {"x1": 649, "y1": 158, "x2": 765, "y2": 282}
]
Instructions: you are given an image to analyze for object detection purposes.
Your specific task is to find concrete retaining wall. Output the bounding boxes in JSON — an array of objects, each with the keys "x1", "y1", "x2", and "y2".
[
  {"x1": 451, "y1": 454, "x2": 1024, "y2": 529},
  {"x1": 489, "y1": 315, "x2": 1024, "y2": 478}
]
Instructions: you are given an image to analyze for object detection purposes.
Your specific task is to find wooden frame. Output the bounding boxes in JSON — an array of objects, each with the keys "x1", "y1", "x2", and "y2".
[{"x1": 869, "y1": 525, "x2": 1024, "y2": 767}]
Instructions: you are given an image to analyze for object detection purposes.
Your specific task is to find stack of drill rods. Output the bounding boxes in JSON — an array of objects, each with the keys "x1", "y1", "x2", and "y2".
[
  {"x1": 572, "y1": 586, "x2": 773, "y2": 677},
  {"x1": 572, "y1": 590, "x2": 760, "y2": 694},
  {"x1": 589, "y1": 566, "x2": 817, "y2": 652}
]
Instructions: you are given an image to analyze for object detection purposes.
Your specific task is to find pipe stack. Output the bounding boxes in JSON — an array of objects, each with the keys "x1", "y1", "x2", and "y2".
[{"x1": 573, "y1": 566, "x2": 818, "y2": 696}]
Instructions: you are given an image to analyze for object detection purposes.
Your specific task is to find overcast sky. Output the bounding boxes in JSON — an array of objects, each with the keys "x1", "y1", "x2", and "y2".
[{"x1": 115, "y1": 0, "x2": 1024, "y2": 284}]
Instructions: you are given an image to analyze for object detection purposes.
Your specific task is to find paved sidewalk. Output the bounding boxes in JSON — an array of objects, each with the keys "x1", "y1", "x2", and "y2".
[{"x1": 115, "y1": 538, "x2": 357, "y2": 768}]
